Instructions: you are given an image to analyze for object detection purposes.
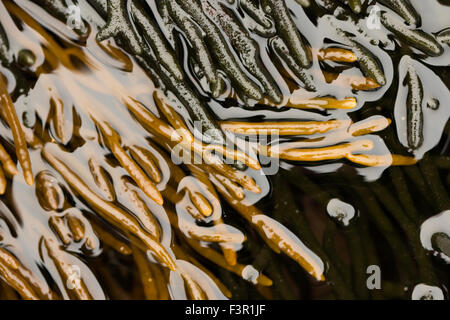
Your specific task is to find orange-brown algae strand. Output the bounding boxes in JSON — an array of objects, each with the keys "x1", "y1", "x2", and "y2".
[
  {"x1": 318, "y1": 47, "x2": 357, "y2": 63},
  {"x1": 0, "y1": 75, "x2": 33, "y2": 185},
  {"x1": 220, "y1": 119, "x2": 351, "y2": 136},
  {"x1": 96, "y1": 121, "x2": 163, "y2": 205},
  {"x1": 42, "y1": 147, "x2": 176, "y2": 271}
]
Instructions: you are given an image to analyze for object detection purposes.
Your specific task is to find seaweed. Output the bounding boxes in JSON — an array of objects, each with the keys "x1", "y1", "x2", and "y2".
[
  {"x1": 437, "y1": 28, "x2": 450, "y2": 46},
  {"x1": 432, "y1": 233, "x2": 450, "y2": 258},
  {"x1": 381, "y1": 11, "x2": 443, "y2": 57},
  {"x1": 202, "y1": 1, "x2": 282, "y2": 103},
  {"x1": 0, "y1": 75, "x2": 33, "y2": 185},
  {"x1": 33, "y1": 0, "x2": 87, "y2": 34},
  {"x1": 404, "y1": 57, "x2": 424, "y2": 150},
  {"x1": 239, "y1": 0, "x2": 275, "y2": 36},
  {"x1": 0, "y1": 0, "x2": 448, "y2": 301},
  {"x1": 378, "y1": 0, "x2": 421, "y2": 26},
  {"x1": 171, "y1": 0, "x2": 263, "y2": 101},
  {"x1": 165, "y1": 0, "x2": 223, "y2": 97},
  {"x1": 264, "y1": 0, "x2": 311, "y2": 68},
  {"x1": 96, "y1": 0, "x2": 143, "y2": 55},
  {"x1": 271, "y1": 36, "x2": 316, "y2": 91}
]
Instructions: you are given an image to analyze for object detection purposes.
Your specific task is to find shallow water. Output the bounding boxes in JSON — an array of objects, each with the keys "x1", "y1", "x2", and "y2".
[{"x1": 0, "y1": 0, "x2": 448, "y2": 300}]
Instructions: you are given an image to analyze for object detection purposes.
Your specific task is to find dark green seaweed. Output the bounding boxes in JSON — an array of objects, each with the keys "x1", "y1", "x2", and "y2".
[
  {"x1": 437, "y1": 28, "x2": 450, "y2": 46},
  {"x1": 432, "y1": 233, "x2": 450, "y2": 258},
  {"x1": 239, "y1": 0, "x2": 275, "y2": 34},
  {"x1": 0, "y1": 23, "x2": 10, "y2": 65},
  {"x1": 348, "y1": 0, "x2": 362, "y2": 14},
  {"x1": 89, "y1": 0, "x2": 227, "y2": 145},
  {"x1": 264, "y1": 0, "x2": 312, "y2": 68},
  {"x1": 33, "y1": 0, "x2": 88, "y2": 34},
  {"x1": 381, "y1": 12, "x2": 443, "y2": 57},
  {"x1": 405, "y1": 58, "x2": 424, "y2": 150},
  {"x1": 165, "y1": 0, "x2": 223, "y2": 97},
  {"x1": 271, "y1": 36, "x2": 316, "y2": 91},
  {"x1": 378, "y1": 0, "x2": 421, "y2": 26},
  {"x1": 338, "y1": 29, "x2": 387, "y2": 86},
  {"x1": 202, "y1": 1, "x2": 282, "y2": 103},
  {"x1": 131, "y1": 2, "x2": 184, "y2": 81}
]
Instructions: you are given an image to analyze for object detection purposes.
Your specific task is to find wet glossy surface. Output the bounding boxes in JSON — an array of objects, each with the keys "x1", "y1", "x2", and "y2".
[{"x1": 0, "y1": 0, "x2": 448, "y2": 300}]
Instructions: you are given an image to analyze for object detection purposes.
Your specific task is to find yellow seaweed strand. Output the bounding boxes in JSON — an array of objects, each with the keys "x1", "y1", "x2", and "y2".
[
  {"x1": 201, "y1": 142, "x2": 261, "y2": 170},
  {"x1": 161, "y1": 185, "x2": 204, "y2": 220},
  {"x1": 180, "y1": 270, "x2": 207, "y2": 300},
  {"x1": 143, "y1": 142, "x2": 211, "y2": 219},
  {"x1": 128, "y1": 100, "x2": 260, "y2": 192},
  {"x1": 208, "y1": 160, "x2": 261, "y2": 194},
  {"x1": 188, "y1": 191, "x2": 213, "y2": 217},
  {"x1": 0, "y1": 259, "x2": 39, "y2": 300},
  {"x1": 0, "y1": 75, "x2": 33, "y2": 185},
  {"x1": 148, "y1": 94, "x2": 260, "y2": 170},
  {"x1": 49, "y1": 216, "x2": 72, "y2": 245},
  {"x1": 274, "y1": 116, "x2": 391, "y2": 151},
  {"x1": 346, "y1": 154, "x2": 418, "y2": 167},
  {"x1": 172, "y1": 245, "x2": 232, "y2": 298},
  {"x1": 284, "y1": 97, "x2": 357, "y2": 110},
  {"x1": 0, "y1": 248, "x2": 20, "y2": 270},
  {"x1": 50, "y1": 96, "x2": 68, "y2": 144},
  {"x1": 164, "y1": 152, "x2": 214, "y2": 218},
  {"x1": 322, "y1": 71, "x2": 380, "y2": 91},
  {"x1": 165, "y1": 206, "x2": 244, "y2": 244},
  {"x1": 209, "y1": 171, "x2": 245, "y2": 200},
  {"x1": 349, "y1": 117, "x2": 391, "y2": 136},
  {"x1": 258, "y1": 95, "x2": 357, "y2": 110},
  {"x1": 153, "y1": 91, "x2": 192, "y2": 142},
  {"x1": 155, "y1": 143, "x2": 213, "y2": 219}
]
